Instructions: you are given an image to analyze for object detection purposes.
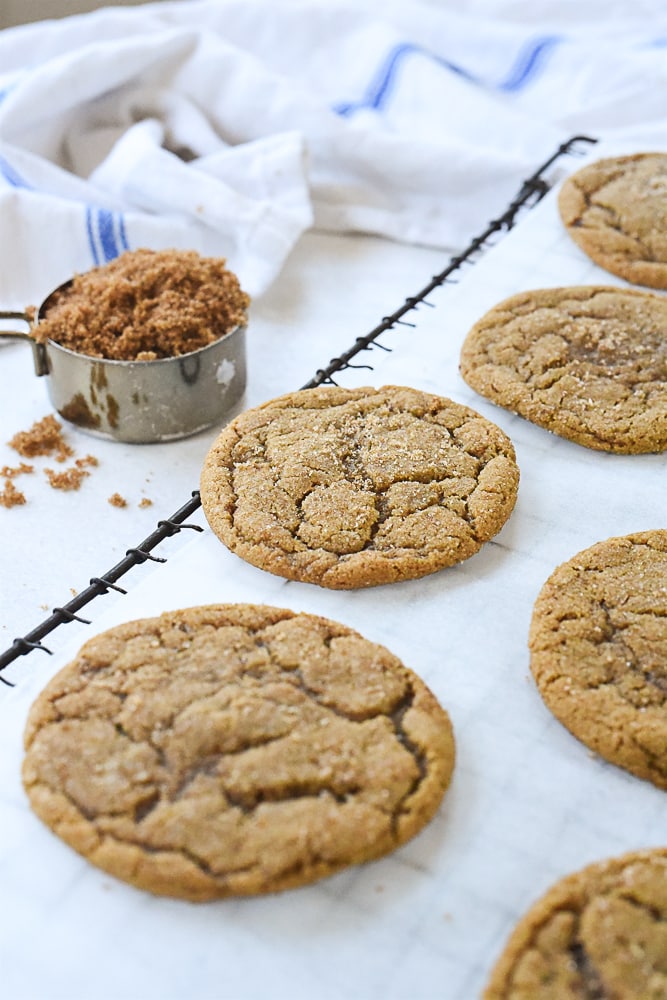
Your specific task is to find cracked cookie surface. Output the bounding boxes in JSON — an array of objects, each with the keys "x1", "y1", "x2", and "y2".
[
  {"x1": 22, "y1": 604, "x2": 455, "y2": 900},
  {"x1": 459, "y1": 286, "x2": 667, "y2": 453},
  {"x1": 558, "y1": 152, "x2": 667, "y2": 289},
  {"x1": 484, "y1": 848, "x2": 667, "y2": 999},
  {"x1": 199, "y1": 385, "x2": 519, "y2": 589},
  {"x1": 529, "y1": 530, "x2": 667, "y2": 788}
]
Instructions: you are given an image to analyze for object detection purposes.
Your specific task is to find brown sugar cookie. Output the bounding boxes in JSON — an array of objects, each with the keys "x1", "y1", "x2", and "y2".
[
  {"x1": 459, "y1": 286, "x2": 667, "y2": 454},
  {"x1": 22, "y1": 604, "x2": 455, "y2": 901},
  {"x1": 484, "y1": 848, "x2": 667, "y2": 999},
  {"x1": 199, "y1": 385, "x2": 519, "y2": 589},
  {"x1": 529, "y1": 530, "x2": 667, "y2": 789},
  {"x1": 558, "y1": 152, "x2": 667, "y2": 289}
]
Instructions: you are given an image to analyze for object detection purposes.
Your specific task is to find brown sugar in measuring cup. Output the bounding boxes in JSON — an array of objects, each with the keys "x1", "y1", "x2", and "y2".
[{"x1": 0, "y1": 249, "x2": 249, "y2": 443}]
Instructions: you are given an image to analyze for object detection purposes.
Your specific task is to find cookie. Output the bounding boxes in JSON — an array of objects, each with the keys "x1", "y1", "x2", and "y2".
[
  {"x1": 459, "y1": 286, "x2": 667, "y2": 454},
  {"x1": 484, "y1": 848, "x2": 667, "y2": 999},
  {"x1": 558, "y1": 152, "x2": 667, "y2": 289},
  {"x1": 529, "y1": 530, "x2": 667, "y2": 788},
  {"x1": 200, "y1": 385, "x2": 519, "y2": 589},
  {"x1": 22, "y1": 604, "x2": 455, "y2": 901}
]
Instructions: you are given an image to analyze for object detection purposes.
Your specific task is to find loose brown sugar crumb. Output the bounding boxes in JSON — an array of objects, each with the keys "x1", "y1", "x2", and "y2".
[
  {"x1": 0, "y1": 479, "x2": 26, "y2": 507},
  {"x1": 0, "y1": 462, "x2": 34, "y2": 478},
  {"x1": 4, "y1": 417, "x2": 101, "y2": 506},
  {"x1": 9, "y1": 415, "x2": 73, "y2": 462},
  {"x1": 138, "y1": 497, "x2": 153, "y2": 508},
  {"x1": 44, "y1": 466, "x2": 90, "y2": 491},
  {"x1": 34, "y1": 248, "x2": 250, "y2": 361},
  {"x1": 108, "y1": 493, "x2": 127, "y2": 508}
]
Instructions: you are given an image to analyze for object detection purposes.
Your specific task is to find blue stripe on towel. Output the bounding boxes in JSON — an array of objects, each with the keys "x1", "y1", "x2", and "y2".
[
  {"x1": 367, "y1": 43, "x2": 475, "y2": 110},
  {"x1": 334, "y1": 35, "x2": 562, "y2": 116},
  {"x1": 498, "y1": 36, "x2": 561, "y2": 92},
  {"x1": 334, "y1": 42, "x2": 474, "y2": 116},
  {"x1": 0, "y1": 157, "x2": 127, "y2": 271},
  {"x1": 85, "y1": 209, "x2": 129, "y2": 267},
  {"x1": 0, "y1": 79, "x2": 20, "y2": 106},
  {"x1": 0, "y1": 155, "x2": 32, "y2": 189},
  {"x1": 98, "y1": 208, "x2": 118, "y2": 262},
  {"x1": 117, "y1": 212, "x2": 129, "y2": 252},
  {"x1": 85, "y1": 206, "x2": 100, "y2": 266}
]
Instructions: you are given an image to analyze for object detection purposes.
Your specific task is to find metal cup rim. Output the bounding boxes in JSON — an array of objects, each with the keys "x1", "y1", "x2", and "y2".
[{"x1": 37, "y1": 317, "x2": 247, "y2": 367}]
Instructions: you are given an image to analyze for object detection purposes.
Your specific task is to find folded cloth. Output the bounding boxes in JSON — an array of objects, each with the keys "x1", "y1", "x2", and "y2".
[{"x1": 0, "y1": 0, "x2": 666, "y2": 307}]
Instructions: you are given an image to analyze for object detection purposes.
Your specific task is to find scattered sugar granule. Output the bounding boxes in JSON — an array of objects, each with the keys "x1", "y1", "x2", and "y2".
[
  {"x1": 0, "y1": 462, "x2": 34, "y2": 478},
  {"x1": 9, "y1": 414, "x2": 73, "y2": 462},
  {"x1": 0, "y1": 479, "x2": 26, "y2": 508},
  {"x1": 44, "y1": 466, "x2": 90, "y2": 491}
]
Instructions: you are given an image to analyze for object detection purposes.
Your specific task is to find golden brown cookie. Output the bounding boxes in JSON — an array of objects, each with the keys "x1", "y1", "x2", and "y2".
[
  {"x1": 484, "y1": 848, "x2": 667, "y2": 999},
  {"x1": 459, "y1": 286, "x2": 667, "y2": 454},
  {"x1": 200, "y1": 385, "x2": 519, "y2": 589},
  {"x1": 22, "y1": 604, "x2": 455, "y2": 901},
  {"x1": 558, "y1": 152, "x2": 667, "y2": 289},
  {"x1": 529, "y1": 530, "x2": 667, "y2": 789}
]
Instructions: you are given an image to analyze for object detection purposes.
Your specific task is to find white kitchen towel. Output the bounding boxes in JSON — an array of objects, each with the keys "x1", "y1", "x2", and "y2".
[{"x1": 0, "y1": 0, "x2": 666, "y2": 306}]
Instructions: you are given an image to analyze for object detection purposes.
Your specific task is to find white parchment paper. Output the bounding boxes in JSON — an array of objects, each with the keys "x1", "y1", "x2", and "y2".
[{"x1": 1, "y1": 138, "x2": 665, "y2": 1000}]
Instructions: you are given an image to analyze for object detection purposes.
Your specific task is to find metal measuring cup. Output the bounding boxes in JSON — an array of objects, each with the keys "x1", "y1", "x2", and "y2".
[{"x1": 0, "y1": 279, "x2": 247, "y2": 443}]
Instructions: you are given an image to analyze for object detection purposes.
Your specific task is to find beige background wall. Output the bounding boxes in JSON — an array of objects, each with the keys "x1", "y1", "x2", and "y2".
[{"x1": 0, "y1": 1, "x2": 156, "y2": 30}]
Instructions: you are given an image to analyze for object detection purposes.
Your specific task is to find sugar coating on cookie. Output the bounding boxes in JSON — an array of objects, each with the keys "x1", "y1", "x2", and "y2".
[
  {"x1": 459, "y1": 286, "x2": 667, "y2": 453},
  {"x1": 200, "y1": 385, "x2": 519, "y2": 589},
  {"x1": 558, "y1": 152, "x2": 667, "y2": 289},
  {"x1": 22, "y1": 604, "x2": 455, "y2": 900},
  {"x1": 484, "y1": 848, "x2": 667, "y2": 999},
  {"x1": 529, "y1": 530, "x2": 667, "y2": 789}
]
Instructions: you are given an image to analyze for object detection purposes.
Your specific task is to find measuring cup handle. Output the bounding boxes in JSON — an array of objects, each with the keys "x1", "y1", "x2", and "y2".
[
  {"x1": 0, "y1": 310, "x2": 48, "y2": 376},
  {"x1": 0, "y1": 309, "x2": 33, "y2": 339}
]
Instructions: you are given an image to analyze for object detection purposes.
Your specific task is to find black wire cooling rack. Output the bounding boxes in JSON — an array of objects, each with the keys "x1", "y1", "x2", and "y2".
[{"x1": 0, "y1": 135, "x2": 597, "y2": 683}]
